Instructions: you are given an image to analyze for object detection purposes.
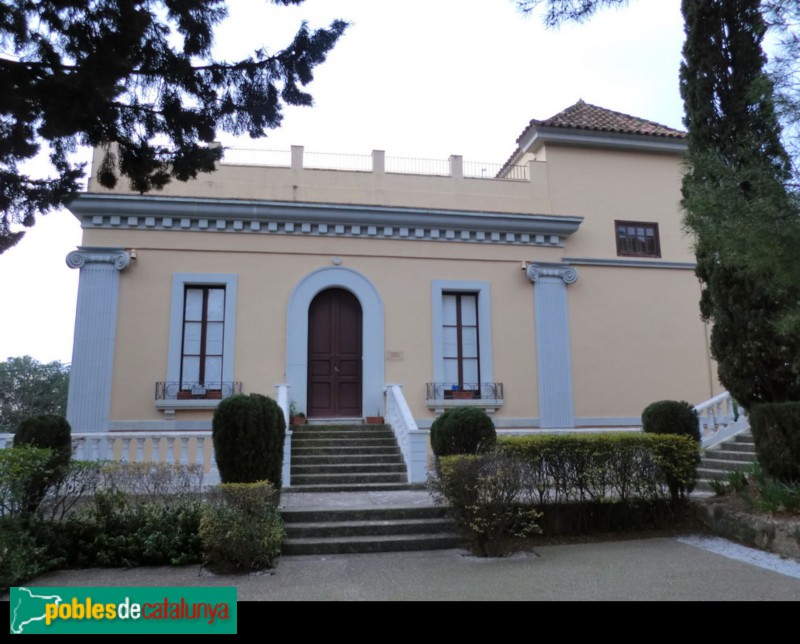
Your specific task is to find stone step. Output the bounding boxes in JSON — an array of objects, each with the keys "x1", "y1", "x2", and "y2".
[
  {"x1": 288, "y1": 482, "x2": 419, "y2": 493},
  {"x1": 283, "y1": 533, "x2": 463, "y2": 554},
  {"x1": 281, "y1": 506, "x2": 448, "y2": 523},
  {"x1": 292, "y1": 454, "x2": 405, "y2": 466},
  {"x1": 292, "y1": 423, "x2": 389, "y2": 430},
  {"x1": 292, "y1": 446, "x2": 402, "y2": 456},
  {"x1": 291, "y1": 472, "x2": 408, "y2": 486},
  {"x1": 702, "y1": 449, "x2": 756, "y2": 462},
  {"x1": 291, "y1": 463, "x2": 408, "y2": 475},
  {"x1": 285, "y1": 517, "x2": 456, "y2": 539},
  {"x1": 282, "y1": 533, "x2": 462, "y2": 556},
  {"x1": 291, "y1": 438, "x2": 399, "y2": 448},
  {"x1": 697, "y1": 463, "x2": 755, "y2": 479},
  {"x1": 291, "y1": 430, "x2": 395, "y2": 440},
  {"x1": 720, "y1": 441, "x2": 756, "y2": 453}
]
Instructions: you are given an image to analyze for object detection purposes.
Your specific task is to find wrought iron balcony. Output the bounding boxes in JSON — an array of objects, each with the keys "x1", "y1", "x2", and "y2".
[
  {"x1": 155, "y1": 381, "x2": 243, "y2": 401},
  {"x1": 426, "y1": 383, "x2": 504, "y2": 401}
]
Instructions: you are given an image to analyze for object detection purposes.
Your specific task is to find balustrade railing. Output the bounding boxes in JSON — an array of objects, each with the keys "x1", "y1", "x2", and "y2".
[
  {"x1": 693, "y1": 391, "x2": 749, "y2": 448},
  {"x1": 1, "y1": 432, "x2": 219, "y2": 484},
  {"x1": 385, "y1": 384, "x2": 429, "y2": 483}
]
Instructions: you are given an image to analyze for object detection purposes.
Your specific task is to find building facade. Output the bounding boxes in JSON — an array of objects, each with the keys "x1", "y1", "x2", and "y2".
[{"x1": 64, "y1": 101, "x2": 721, "y2": 439}]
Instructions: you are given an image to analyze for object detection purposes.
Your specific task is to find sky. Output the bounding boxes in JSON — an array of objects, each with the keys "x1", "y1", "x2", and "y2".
[{"x1": 0, "y1": 0, "x2": 686, "y2": 365}]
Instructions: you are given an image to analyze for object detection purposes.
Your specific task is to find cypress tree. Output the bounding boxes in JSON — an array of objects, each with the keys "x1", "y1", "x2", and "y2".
[{"x1": 680, "y1": 0, "x2": 800, "y2": 410}]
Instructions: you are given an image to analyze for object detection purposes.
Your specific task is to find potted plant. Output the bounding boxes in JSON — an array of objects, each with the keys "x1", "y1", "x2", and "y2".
[
  {"x1": 451, "y1": 386, "x2": 475, "y2": 400},
  {"x1": 366, "y1": 410, "x2": 384, "y2": 424},
  {"x1": 289, "y1": 401, "x2": 307, "y2": 426}
]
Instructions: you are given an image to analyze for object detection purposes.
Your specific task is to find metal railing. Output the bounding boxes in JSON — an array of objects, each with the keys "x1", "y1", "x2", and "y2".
[
  {"x1": 221, "y1": 147, "x2": 291, "y2": 167},
  {"x1": 425, "y1": 382, "x2": 504, "y2": 401},
  {"x1": 154, "y1": 381, "x2": 242, "y2": 400},
  {"x1": 220, "y1": 146, "x2": 532, "y2": 181},
  {"x1": 385, "y1": 155, "x2": 450, "y2": 176},
  {"x1": 304, "y1": 151, "x2": 372, "y2": 172},
  {"x1": 463, "y1": 161, "x2": 529, "y2": 181}
]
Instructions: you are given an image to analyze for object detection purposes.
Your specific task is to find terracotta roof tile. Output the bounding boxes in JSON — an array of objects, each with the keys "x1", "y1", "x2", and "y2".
[{"x1": 520, "y1": 99, "x2": 686, "y2": 142}]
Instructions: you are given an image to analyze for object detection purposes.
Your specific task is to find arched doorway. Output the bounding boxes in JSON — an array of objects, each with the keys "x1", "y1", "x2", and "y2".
[{"x1": 307, "y1": 288, "x2": 363, "y2": 418}]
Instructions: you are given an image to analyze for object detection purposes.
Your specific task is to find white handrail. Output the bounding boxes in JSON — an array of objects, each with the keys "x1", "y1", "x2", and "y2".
[
  {"x1": 384, "y1": 384, "x2": 429, "y2": 483},
  {"x1": 694, "y1": 391, "x2": 749, "y2": 448},
  {"x1": 275, "y1": 383, "x2": 291, "y2": 487}
]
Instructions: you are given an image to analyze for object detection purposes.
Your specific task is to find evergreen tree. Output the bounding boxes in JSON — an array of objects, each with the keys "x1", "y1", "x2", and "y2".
[
  {"x1": 680, "y1": 0, "x2": 800, "y2": 409},
  {"x1": 0, "y1": 1, "x2": 347, "y2": 253}
]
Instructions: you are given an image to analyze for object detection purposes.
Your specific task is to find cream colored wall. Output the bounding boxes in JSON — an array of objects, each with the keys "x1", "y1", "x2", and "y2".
[
  {"x1": 103, "y1": 229, "x2": 561, "y2": 423},
  {"x1": 88, "y1": 155, "x2": 552, "y2": 216},
  {"x1": 569, "y1": 266, "x2": 720, "y2": 419},
  {"x1": 538, "y1": 143, "x2": 721, "y2": 415},
  {"x1": 542, "y1": 145, "x2": 693, "y2": 262}
]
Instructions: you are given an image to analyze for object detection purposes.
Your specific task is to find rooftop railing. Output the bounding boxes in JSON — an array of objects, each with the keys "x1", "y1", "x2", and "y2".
[{"x1": 220, "y1": 146, "x2": 530, "y2": 181}]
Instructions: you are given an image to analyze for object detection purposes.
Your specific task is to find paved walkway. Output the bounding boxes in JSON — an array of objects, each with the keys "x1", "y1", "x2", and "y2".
[{"x1": 7, "y1": 537, "x2": 800, "y2": 601}]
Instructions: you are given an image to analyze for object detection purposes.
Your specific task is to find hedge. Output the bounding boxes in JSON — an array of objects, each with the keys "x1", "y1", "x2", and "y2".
[{"x1": 496, "y1": 432, "x2": 699, "y2": 504}]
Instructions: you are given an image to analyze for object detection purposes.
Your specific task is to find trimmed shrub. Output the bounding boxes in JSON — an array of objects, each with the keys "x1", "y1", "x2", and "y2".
[
  {"x1": 641, "y1": 400, "x2": 701, "y2": 443},
  {"x1": 0, "y1": 519, "x2": 55, "y2": 594},
  {"x1": 199, "y1": 481, "x2": 284, "y2": 573},
  {"x1": 497, "y1": 433, "x2": 700, "y2": 505},
  {"x1": 212, "y1": 393, "x2": 286, "y2": 486},
  {"x1": 430, "y1": 433, "x2": 701, "y2": 555},
  {"x1": 0, "y1": 446, "x2": 54, "y2": 519},
  {"x1": 430, "y1": 406, "x2": 496, "y2": 457},
  {"x1": 429, "y1": 453, "x2": 542, "y2": 557},
  {"x1": 14, "y1": 414, "x2": 72, "y2": 468},
  {"x1": 97, "y1": 461, "x2": 204, "y2": 503},
  {"x1": 39, "y1": 462, "x2": 206, "y2": 569},
  {"x1": 54, "y1": 490, "x2": 204, "y2": 568},
  {"x1": 641, "y1": 400, "x2": 701, "y2": 498},
  {"x1": 13, "y1": 415, "x2": 72, "y2": 514},
  {"x1": 749, "y1": 402, "x2": 800, "y2": 482}
]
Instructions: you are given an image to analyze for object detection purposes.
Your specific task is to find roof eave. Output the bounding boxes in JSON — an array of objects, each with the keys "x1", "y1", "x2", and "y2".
[
  {"x1": 68, "y1": 193, "x2": 584, "y2": 239},
  {"x1": 527, "y1": 126, "x2": 688, "y2": 155}
]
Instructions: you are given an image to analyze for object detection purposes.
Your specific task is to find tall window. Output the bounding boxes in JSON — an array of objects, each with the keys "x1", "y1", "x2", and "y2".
[
  {"x1": 442, "y1": 292, "x2": 480, "y2": 389},
  {"x1": 615, "y1": 220, "x2": 661, "y2": 258},
  {"x1": 180, "y1": 286, "x2": 225, "y2": 389}
]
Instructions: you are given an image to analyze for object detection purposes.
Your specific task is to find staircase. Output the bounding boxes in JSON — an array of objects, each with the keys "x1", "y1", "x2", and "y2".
[
  {"x1": 696, "y1": 430, "x2": 758, "y2": 492},
  {"x1": 281, "y1": 505, "x2": 462, "y2": 555},
  {"x1": 290, "y1": 423, "x2": 411, "y2": 492},
  {"x1": 282, "y1": 423, "x2": 462, "y2": 555}
]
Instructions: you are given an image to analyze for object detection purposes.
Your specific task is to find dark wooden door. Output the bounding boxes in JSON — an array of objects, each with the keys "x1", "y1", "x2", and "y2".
[{"x1": 307, "y1": 288, "x2": 363, "y2": 417}]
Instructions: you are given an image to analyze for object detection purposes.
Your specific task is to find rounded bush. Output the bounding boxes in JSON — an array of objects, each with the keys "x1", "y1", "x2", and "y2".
[
  {"x1": 13, "y1": 414, "x2": 72, "y2": 469},
  {"x1": 430, "y1": 406, "x2": 496, "y2": 457},
  {"x1": 212, "y1": 393, "x2": 286, "y2": 486},
  {"x1": 641, "y1": 400, "x2": 700, "y2": 443},
  {"x1": 749, "y1": 402, "x2": 800, "y2": 482}
]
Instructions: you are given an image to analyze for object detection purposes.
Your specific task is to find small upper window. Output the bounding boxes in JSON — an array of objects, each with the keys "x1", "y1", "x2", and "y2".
[{"x1": 615, "y1": 221, "x2": 661, "y2": 258}]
